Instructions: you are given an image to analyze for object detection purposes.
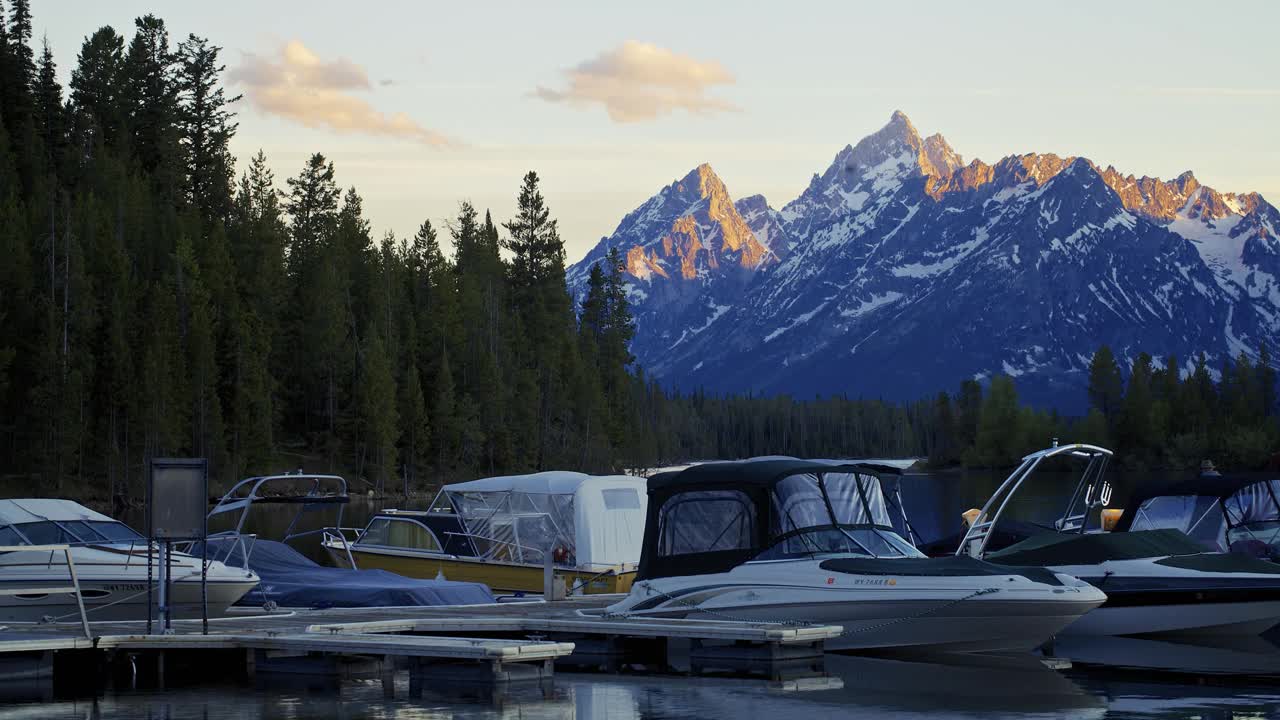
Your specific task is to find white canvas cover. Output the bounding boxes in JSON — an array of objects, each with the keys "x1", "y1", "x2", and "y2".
[
  {"x1": 0, "y1": 499, "x2": 114, "y2": 526},
  {"x1": 443, "y1": 472, "x2": 647, "y2": 570}
]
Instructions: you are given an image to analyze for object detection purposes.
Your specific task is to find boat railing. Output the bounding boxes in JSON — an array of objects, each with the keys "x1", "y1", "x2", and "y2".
[
  {"x1": 320, "y1": 526, "x2": 361, "y2": 568},
  {"x1": 0, "y1": 543, "x2": 91, "y2": 638},
  {"x1": 199, "y1": 531, "x2": 259, "y2": 572}
]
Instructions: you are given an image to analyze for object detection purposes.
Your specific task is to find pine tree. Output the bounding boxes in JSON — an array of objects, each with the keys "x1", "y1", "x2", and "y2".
[
  {"x1": 955, "y1": 379, "x2": 983, "y2": 448},
  {"x1": 1117, "y1": 352, "x2": 1154, "y2": 462},
  {"x1": 401, "y1": 360, "x2": 429, "y2": 495},
  {"x1": 176, "y1": 34, "x2": 238, "y2": 225},
  {"x1": 3, "y1": 0, "x2": 34, "y2": 134},
  {"x1": 360, "y1": 330, "x2": 398, "y2": 494},
  {"x1": 432, "y1": 347, "x2": 458, "y2": 471},
  {"x1": 1260, "y1": 342, "x2": 1276, "y2": 418},
  {"x1": 32, "y1": 38, "x2": 62, "y2": 160},
  {"x1": 69, "y1": 27, "x2": 125, "y2": 148},
  {"x1": 1087, "y1": 346, "x2": 1124, "y2": 422},
  {"x1": 122, "y1": 15, "x2": 180, "y2": 183},
  {"x1": 970, "y1": 375, "x2": 1021, "y2": 467}
]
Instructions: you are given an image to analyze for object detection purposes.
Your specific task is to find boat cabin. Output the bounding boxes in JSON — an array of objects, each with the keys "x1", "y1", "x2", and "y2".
[
  {"x1": 0, "y1": 499, "x2": 144, "y2": 546},
  {"x1": 637, "y1": 459, "x2": 923, "y2": 581},
  {"x1": 332, "y1": 472, "x2": 648, "y2": 594}
]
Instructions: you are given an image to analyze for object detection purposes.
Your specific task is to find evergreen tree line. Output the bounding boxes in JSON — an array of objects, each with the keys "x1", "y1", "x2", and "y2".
[
  {"x1": 923, "y1": 346, "x2": 1280, "y2": 470},
  {"x1": 2, "y1": 5, "x2": 1277, "y2": 504},
  {"x1": 0, "y1": 4, "x2": 649, "y2": 500}
]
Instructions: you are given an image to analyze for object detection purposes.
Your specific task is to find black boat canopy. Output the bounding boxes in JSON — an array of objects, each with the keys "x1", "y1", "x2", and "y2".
[
  {"x1": 636, "y1": 458, "x2": 919, "y2": 581},
  {"x1": 1115, "y1": 475, "x2": 1280, "y2": 554}
]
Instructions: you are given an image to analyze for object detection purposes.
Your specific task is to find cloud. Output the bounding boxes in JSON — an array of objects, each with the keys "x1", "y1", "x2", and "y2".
[
  {"x1": 534, "y1": 41, "x2": 738, "y2": 123},
  {"x1": 231, "y1": 41, "x2": 451, "y2": 146},
  {"x1": 1145, "y1": 86, "x2": 1280, "y2": 98}
]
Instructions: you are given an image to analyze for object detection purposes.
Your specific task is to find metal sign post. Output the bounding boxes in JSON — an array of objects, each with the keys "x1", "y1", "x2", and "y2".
[{"x1": 147, "y1": 458, "x2": 209, "y2": 634}]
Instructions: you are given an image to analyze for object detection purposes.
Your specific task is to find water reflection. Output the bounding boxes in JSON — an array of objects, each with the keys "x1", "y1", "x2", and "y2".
[{"x1": 9, "y1": 640, "x2": 1280, "y2": 720}]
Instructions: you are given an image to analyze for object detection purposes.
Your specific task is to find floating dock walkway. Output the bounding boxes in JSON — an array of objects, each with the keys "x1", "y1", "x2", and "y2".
[{"x1": 0, "y1": 596, "x2": 844, "y2": 695}]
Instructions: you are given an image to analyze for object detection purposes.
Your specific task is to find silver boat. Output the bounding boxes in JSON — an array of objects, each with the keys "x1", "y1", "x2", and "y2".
[{"x1": 605, "y1": 459, "x2": 1105, "y2": 653}]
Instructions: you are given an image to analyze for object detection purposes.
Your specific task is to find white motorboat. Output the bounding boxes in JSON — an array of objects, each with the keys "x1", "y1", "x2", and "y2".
[
  {"x1": 955, "y1": 444, "x2": 1280, "y2": 637},
  {"x1": 605, "y1": 459, "x2": 1105, "y2": 653},
  {"x1": 0, "y1": 499, "x2": 259, "y2": 622}
]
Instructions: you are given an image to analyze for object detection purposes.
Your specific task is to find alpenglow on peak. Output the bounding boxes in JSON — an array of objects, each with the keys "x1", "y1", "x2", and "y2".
[{"x1": 568, "y1": 111, "x2": 1279, "y2": 410}]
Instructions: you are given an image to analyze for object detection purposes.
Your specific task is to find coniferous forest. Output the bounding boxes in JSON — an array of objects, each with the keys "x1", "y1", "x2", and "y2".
[{"x1": 1, "y1": 4, "x2": 1279, "y2": 506}]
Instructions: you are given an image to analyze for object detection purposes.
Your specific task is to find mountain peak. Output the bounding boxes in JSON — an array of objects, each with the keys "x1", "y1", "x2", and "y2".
[
  {"x1": 888, "y1": 109, "x2": 917, "y2": 133},
  {"x1": 678, "y1": 163, "x2": 729, "y2": 201}
]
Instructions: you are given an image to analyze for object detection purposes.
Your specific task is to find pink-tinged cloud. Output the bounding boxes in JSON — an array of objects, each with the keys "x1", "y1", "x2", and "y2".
[
  {"x1": 231, "y1": 41, "x2": 451, "y2": 146},
  {"x1": 534, "y1": 41, "x2": 739, "y2": 123}
]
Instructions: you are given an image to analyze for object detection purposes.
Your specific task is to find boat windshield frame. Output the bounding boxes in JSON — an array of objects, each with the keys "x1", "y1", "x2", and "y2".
[
  {"x1": 0, "y1": 519, "x2": 145, "y2": 548},
  {"x1": 955, "y1": 443, "x2": 1113, "y2": 559},
  {"x1": 765, "y1": 470, "x2": 921, "y2": 559},
  {"x1": 430, "y1": 487, "x2": 572, "y2": 567}
]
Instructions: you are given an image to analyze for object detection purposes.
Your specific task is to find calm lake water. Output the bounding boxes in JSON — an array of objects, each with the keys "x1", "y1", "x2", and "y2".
[{"x1": 33, "y1": 467, "x2": 1280, "y2": 718}]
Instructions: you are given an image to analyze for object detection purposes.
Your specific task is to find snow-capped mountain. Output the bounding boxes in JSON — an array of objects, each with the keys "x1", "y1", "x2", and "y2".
[{"x1": 568, "y1": 112, "x2": 1280, "y2": 410}]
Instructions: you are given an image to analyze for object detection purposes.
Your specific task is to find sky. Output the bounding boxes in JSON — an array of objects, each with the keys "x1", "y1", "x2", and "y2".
[{"x1": 34, "y1": 0, "x2": 1280, "y2": 264}]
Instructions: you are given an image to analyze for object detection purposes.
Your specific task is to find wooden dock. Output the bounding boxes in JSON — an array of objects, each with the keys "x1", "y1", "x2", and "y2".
[{"x1": 0, "y1": 597, "x2": 844, "y2": 692}]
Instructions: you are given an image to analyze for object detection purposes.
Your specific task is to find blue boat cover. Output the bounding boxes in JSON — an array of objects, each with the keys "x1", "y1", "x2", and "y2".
[{"x1": 198, "y1": 538, "x2": 494, "y2": 608}]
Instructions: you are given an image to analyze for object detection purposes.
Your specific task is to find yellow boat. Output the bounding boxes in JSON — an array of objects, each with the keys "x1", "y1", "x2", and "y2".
[{"x1": 323, "y1": 472, "x2": 647, "y2": 595}]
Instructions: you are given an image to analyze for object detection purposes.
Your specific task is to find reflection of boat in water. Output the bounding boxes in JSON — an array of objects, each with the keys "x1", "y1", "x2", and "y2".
[
  {"x1": 1060, "y1": 635, "x2": 1280, "y2": 718},
  {"x1": 323, "y1": 472, "x2": 648, "y2": 594},
  {"x1": 607, "y1": 459, "x2": 1105, "y2": 653},
  {"x1": 0, "y1": 499, "x2": 258, "y2": 622},
  {"x1": 564, "y1": 652, "x2": 1101, "y2": 719},
  {"x1": 200, "y1": 473, "x2": 492, "y2": 608},
  {"x1": 955, "y1": 444, "x2": 1280, "y2": 637},
  {"x1": 814, "y1": 652, "x2": 1103, "y2": 715},
  {"x1": 1052, "y1": 633, "x2": 1280, "y2": 676}
]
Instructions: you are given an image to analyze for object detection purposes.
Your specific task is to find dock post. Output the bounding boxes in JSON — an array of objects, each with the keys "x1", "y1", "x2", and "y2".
[
  {"x1": 543, "y1": 550, "x2": 553, "y2": 600},
  {"x1": 380, "y1": 654, "x2": 395, "y2": 698}
]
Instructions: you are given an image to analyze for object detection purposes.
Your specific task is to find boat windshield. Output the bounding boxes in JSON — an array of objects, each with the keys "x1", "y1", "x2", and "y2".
[
  {"x1": 1223, "y1": 480, "x2": 1280, "y2": 558},
  {"x1": 761, "y1": 472, "x2": 924, "y2": 560},
  {"x1": 1, "y1": 520, "x2": 144, "y2": 546},
  {"x1": 446, "y1": 490, "x2": 577, "y2": 566},
  {"x1": 1128, "y1": 494, "x2": 1227, "y2": 551}
]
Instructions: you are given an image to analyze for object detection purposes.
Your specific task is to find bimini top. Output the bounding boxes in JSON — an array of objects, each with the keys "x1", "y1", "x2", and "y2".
[
  {"x1": 1119, "y1": 475, "x2": 1280, "y2": 554},
  {"x1": 441, "y1": 471, "x2": 648, "y2": 570},
  {"x1": 638, "y1": 458, "x2": 921, "y2": 581},
  {"x1": 0, "y1": 499, "x2": 114, "y2": 526}
]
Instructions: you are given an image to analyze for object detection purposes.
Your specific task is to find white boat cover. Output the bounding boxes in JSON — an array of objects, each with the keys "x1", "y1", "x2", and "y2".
[
  {"x1": 0, "y1": 499, "x2": 115, "y2": 526},
  {"x1": 444, "y1": 472, "x2": 648, "y2": 570}
]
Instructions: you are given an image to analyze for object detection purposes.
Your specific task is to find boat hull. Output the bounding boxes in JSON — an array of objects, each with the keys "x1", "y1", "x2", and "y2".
[
  {"x1": 607, "y1": 559, "x2": 1106, "y2": 654},
  {"x1": 1045, "y1": 559, "x2": 1280, "y2": 637},
  {"x1": 326, "y1": 544, "x2": 635, "y2": 595},
  {"x1": 0, "y1": 577, "x2": 259, "y2": 622},
  {"x1": 633, "y1": 594, "x2": 1104, "y2": 653},
  {"x1": 1063, "y1": 597, "x2": 1280, "y2": 637},
  {"x1": 0, "y1": 546, "x2": 259, "y2": 622}
]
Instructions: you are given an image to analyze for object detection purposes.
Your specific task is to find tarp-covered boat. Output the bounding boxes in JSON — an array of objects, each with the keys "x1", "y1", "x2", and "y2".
[
  {"x1": 197, "y1": 537, "x2": 492, "y2": 608},
  {"x1": 204, "y1": 473, "x2": 492, "y2": 608}
]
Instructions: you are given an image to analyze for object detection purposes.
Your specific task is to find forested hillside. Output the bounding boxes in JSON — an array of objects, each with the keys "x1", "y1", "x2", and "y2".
[{"x1": 1, "y1": 3, "x2": 1277, "y2": 507}]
